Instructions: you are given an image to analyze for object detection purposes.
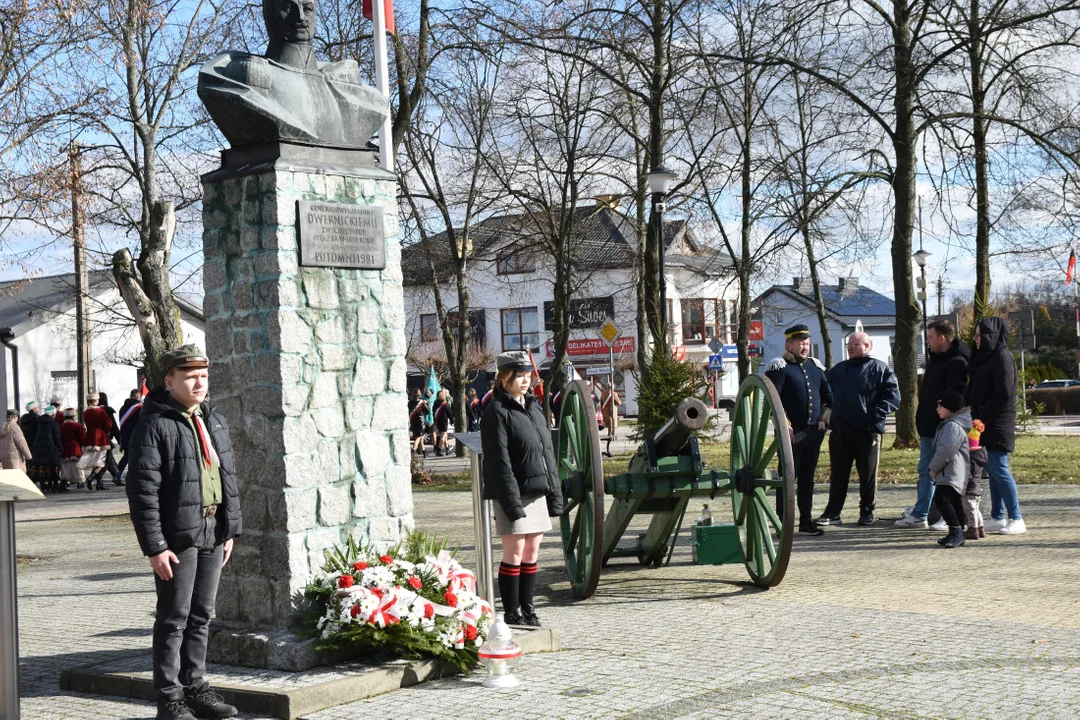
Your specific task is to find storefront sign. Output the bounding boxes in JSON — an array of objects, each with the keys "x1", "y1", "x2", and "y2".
[
  {"x1": 546, "y1": 336, "x2": 635, "y2": 357},
  {"x1": 543, "y1": 297, "x2": 614, "y2": 330}
]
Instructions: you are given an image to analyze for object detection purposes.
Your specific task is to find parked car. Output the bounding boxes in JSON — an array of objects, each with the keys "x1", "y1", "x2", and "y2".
[{"x1": 1035, "y1": 379, "x2": 1080, "y2": 388}]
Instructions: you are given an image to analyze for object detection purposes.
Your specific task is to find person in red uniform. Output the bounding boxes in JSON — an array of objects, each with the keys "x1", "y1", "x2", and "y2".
[
  {"x1": 83, "y1": 392, "x2": 114, "y2": 491},
  {"x1": 60, "y1": 408, "x2": 87, "y2": 490}
]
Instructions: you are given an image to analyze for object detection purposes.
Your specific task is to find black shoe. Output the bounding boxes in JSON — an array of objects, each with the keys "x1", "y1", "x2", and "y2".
[
  {"x1": 857, "y1": 511, "x2": 875, "y2": 526},
  {"x1": 96, "y1": 481, "x2": 106, "y2": 491},
  {"x1": 937, "y1": 534, "x2": 950, "y2": 546},
  {"x1": 184, "y1": 687, "x2": 237, "y2": 719},
  {"x1": 157, "y1": 698, "x2": 196, "y2": 720},
  {"x1": 798, "y1": 523, "x2": 825, "y2": 536},
  {"x1": 943, "y1": 526, "x2": 966, "y2": 549},
  {"x1": 520, "y1": 604, "x2": 542, "y2": 627},
  {"x1": 813, "y1": 515, "x2": 841, "y2": 526},
  {"x1": 503, "y1": 609, "x2": 523, "y2": 625}
]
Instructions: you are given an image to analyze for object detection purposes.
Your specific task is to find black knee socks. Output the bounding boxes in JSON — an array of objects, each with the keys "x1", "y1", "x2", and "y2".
[
  {"x1": 519, "y1": 562, "x2": 538, "y2": 609},
  {"x1": 498, "y1": 562, "x2": 520, "y2": 613}
]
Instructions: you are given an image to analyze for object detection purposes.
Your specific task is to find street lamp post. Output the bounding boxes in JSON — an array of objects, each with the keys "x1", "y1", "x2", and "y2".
[
  {"x1": 913, "y1": 249, "x2": 931, "y2": 358},
  {"x1": 646, "y1": 165, "x2": 676, "y2": 352}
]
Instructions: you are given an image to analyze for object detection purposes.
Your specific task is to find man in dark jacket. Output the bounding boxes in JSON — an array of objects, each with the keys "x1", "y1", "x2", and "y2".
[
  {"x1": 127, "y1": 345, "x2": 242, "y2": 720},
  {"x1": 764, "y1": 324, "x2": 833, "y2": 535},
  {"x1": 19, "y1": 400, "x2": 40, "y2": 448},
  {"x1": 817, "y1": 332, "x2": 900, "y2": 526},
  {"x1": 895, "y1": 319, "x2": 970, "y2": 528},
  {"x1": 967, "y1": 317, "x2": 1024, "y2": 535}
]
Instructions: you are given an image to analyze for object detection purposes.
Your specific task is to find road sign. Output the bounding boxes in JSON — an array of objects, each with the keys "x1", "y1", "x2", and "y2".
[
  {"x1": 707, "y1": 338, "x2": 723, "y2": 354},
  {"x1": 708, "y1": 355, "x2": 724, "y2": 370},
  {"x1": 720, "y1": 343, "x2": 738, "y2": 359},
  {"x1": 747, "y1": 344, "x2": 763, "y2": 357},
  {"x1": 597, "y1": 320, "x2": 622, "y2": 346},
  {"x1": 585, "y1": 367, "x2": 609, "y2": 377},
  {"x1": 749, "y1": 321, "x2": 764, "y2": 341},
  {"x1": 1008, "y1": 310, "x2": 1036, "y2": 351}
]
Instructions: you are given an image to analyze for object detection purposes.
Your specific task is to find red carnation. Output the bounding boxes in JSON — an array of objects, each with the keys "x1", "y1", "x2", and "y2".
[
  {"x1": 338, "y1": 575, "x2": 355, "y2": 588},
  {"x1": 423, "y1": 604, "x2": 435, "y2": 619},
  {"x1": 372, "y1": 587, "x2": 383, "y2": 599},
  {"x1": 407, "y1": 576, "x2": 423, "y2": 590},
  {"x1": 353, "y1": 561, "x2": 368, "y2": 571},
  {"x1": 350, "y1": 605, "x2": 361, "y2": 618},
  {"x1": 463, "y1": 624, "x2": 478, "y2": 641},
  {"x1": 443, "y1": 591, "x2": 458, "y2": 608},
  {"x1": 379, "y1": 554, "x2": 394, "y2": 564}
]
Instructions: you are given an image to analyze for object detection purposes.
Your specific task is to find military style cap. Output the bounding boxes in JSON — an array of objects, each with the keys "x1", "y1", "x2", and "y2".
[
  {"x1": 784, "y1": 324, "x2": 811, "y2": 339},
  {"x1": 496, "y1": 350, "x2": 533, "y2": 372},
  {"x1": 161, "y1": 344, "x2": 210, "y2": 372}
]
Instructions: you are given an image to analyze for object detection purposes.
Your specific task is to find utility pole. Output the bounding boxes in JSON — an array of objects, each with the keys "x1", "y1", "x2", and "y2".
[{"x1": 70, "y1": 143, "x2": 92, "y2": 418}]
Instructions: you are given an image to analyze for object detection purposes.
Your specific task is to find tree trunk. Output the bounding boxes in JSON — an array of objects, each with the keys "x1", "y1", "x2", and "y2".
[
  {"x1": 890, "y1": 4, "x2": 920, "y2": 448},
  {"x1": 969, "y1": 0, "x2": 992, "y2": 324},
  {"x1": 804, "y1": 227, "x2": 833, "y2": 368},
  {"x1": 737, "y1": 68, "x2": 753, "y2": 382}
]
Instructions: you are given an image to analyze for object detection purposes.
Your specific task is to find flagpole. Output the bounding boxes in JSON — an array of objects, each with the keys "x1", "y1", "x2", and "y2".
[{"x1": 371, "y1": 0, "x2": 394, "y2": 173}]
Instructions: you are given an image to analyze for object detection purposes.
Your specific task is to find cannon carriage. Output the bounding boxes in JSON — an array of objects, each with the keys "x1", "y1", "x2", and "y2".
[{"x1": 556, "y1": 375, "x2": 796, "y2": 600}]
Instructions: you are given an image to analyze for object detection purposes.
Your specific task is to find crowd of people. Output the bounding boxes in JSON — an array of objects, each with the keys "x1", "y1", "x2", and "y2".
[
  {"x1": 6, "y1": 387, "x2": 146, "y2": 493},
  {"x1": 765, "y1": 318, "x2": 1025, "y2": 546}
]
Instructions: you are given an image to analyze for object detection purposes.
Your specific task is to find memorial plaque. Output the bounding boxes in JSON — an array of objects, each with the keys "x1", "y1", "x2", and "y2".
[{"x1": 298, "y1": 201, "x2": 386, "y2": 270}]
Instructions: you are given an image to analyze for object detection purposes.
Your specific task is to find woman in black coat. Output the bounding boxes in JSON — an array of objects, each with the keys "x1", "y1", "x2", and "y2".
[
  {"x1": 408, "y1": 389, "x2": 428, "y2": 457},
  {"x1": 966, "y1": 317, "x2": 1024, "y2": 535},
  {"x1": 481, "y1": 351, "x2": 562, "y2": 627},
  {"x1": 29, "y1": 406, "x2": 63, "y2": 491}
]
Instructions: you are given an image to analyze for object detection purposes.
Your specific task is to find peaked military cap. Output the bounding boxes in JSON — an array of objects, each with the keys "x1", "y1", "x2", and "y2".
[
  {"x1": 496, "y1": 350, "x2": 533, "y2": 372},
  {"x1": 161, "y1": 344, "x2": 210, "y2": 372},
  {"x1": 784, "y1": 324, "x2": 811, "y2": 339}
]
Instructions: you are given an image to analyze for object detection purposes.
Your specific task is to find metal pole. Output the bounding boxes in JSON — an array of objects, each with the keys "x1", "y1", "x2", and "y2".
[
  {"x1": 370, "y1": 0, "x2": 394, "y2": 172},
  {"x1": 1, "y1": 501, "x2": 21, "y2": 720},
  {"x1": 470, "y1": 453, "x2": 495, "y2": 610},
  {"x1": 921, "y1": 265, "x2": 928, "y2": 358},
  {"x1": 655, "y1": 192, "x2": 667, "y2": 353}
]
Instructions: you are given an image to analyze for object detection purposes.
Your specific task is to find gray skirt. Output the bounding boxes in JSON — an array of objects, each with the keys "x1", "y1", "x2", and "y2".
[{"x1": 494, "y1": 494, "x2": 552, "y2": 536}]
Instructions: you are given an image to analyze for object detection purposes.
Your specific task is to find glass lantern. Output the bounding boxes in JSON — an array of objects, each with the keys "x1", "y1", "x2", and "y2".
[{"x1": 478, "y1": 619, "x2": 522, "y2": 688}]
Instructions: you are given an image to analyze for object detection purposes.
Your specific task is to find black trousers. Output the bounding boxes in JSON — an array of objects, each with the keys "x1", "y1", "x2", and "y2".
[
  {"x1": 152, "y1": 516, "x2": 223, "y2": 701},
  {"x1": 778, "y1": 427, "x2": 824, "y2": 526},
  {"x1": 934, "y1": 485, "x2": 967, "y2": 528},
  {"x1": 823, "y1": 431, "x2": 881, "y2": 517}
]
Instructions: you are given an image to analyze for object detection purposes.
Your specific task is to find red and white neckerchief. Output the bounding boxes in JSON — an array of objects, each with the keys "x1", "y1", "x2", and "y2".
[{"x1": 192, "y1": 412, "x2": 220, "y2": 469}]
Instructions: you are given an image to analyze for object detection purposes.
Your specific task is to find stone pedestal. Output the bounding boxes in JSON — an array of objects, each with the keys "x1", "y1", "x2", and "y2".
[{"x1": 200, "y1": 144, "x2": 413, "y2": 669}]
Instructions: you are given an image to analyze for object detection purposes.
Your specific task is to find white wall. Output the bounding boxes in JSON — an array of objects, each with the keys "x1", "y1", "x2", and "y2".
[
  {"x1": 403, "y1": 252, "x2": 739, "y2": 415},
  {"x1": 2, "y1": 288, "x2": 204, "y2": 412}
]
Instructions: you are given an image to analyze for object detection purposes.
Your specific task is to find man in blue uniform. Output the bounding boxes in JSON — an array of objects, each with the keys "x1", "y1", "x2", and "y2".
[{"x1": 764, "y1": 324, "x2": 832, "y2": 535}]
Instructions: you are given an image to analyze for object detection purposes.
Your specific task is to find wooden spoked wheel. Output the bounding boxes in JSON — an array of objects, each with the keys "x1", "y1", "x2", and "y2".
[
  {"x1": 557, "y1": 380, "x2": 605, "y2": 600},
  {"x1": 729, "y1": 374, "x2": 795, "y2": 587}
]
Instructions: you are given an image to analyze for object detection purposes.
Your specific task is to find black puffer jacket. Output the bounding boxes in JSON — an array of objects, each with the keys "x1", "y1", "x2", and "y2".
[
  {"x1": 825, "y1": 356, "x2": 901, "y2": 435},
  {"x1": 481, "y1": 389, "x2": 562, "y2": 521},
  {"x1": 966, "y1": 317, "x2": 1017, "y2": 453},
  {"x1": 917, "y1": 336, "x2": 970, "y2": 438},
  {"x1": 19, "y1": 412, "x2": 38, "y2": 448},
  {"x1": 29, "y1": 415, "x2": 61, "y2": 465},
  {"x1": 127, "y1": 389, "x2": 242, "y2": 557}
]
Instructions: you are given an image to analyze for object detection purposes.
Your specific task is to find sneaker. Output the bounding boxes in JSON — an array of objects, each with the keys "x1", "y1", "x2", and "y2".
[
  {"x1": 157, "y1": 698, "x2": 196, "y2": 720},
  {"x1": 999, "y1": 518, "x2": 1026, "y2": 535},
  {"x1": 813, "y1": 515, "x2": 842, "y2": 526},
  {"x1": 894, "y1": 515, "x2": 928, "y2": 529},
  {"x1": 857, "y1": 511, "x2": 875, "y2": 526},
  {"x1": 520, "y1": 605, "x2": 542, "y2": 627},
  {"x1": 983, "y1": 517, "x2": 1007, "y2": 533},
  {"x1": 929, "y1": 518, "x2": 948, "y2": 531},
  {"x1": 903, "y1": 505, "x2": 915, "y2": 518},
  {"x1": 184, "y1": 687, "x2": 237, "y2": 719},
  {"x1": 798, "y1": 523, "x2": 825, "y2": 536}
]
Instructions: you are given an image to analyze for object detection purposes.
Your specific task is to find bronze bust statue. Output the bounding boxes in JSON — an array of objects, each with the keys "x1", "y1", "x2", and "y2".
[{"x1": 198, "y1": 0, "x2": 388, "y2": 150}]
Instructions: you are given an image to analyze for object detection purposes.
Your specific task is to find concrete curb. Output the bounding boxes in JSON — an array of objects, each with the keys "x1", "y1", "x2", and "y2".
[{"x1": 59, "y1": 626, "x2": 560, "y2": 719}]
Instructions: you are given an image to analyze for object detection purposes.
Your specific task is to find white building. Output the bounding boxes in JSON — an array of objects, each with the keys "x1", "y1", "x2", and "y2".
[
  {"x1": 401, "y1": 200, "x2": 741, "y2": 415},
  {"x1": 0, "y1": 271, "x2": 205, "y2": 411},
  {"x1": 753, "y1": 277, "x2": 909, "y2": 366}
]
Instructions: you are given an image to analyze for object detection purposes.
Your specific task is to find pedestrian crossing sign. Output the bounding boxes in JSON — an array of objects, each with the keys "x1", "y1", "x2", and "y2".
[{"x1": 708, "y1": 354, "x2": 724, "y2": 370}]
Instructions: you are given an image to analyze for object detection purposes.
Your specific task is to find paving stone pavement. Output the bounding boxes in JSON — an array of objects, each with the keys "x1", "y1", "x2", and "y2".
[{"x1": 12, "y1": 483, "x2": 1080, "y2": 719}]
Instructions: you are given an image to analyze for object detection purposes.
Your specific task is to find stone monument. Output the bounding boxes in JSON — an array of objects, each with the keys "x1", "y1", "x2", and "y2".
[{"x1": 198, "y1": 0, "x2": 412, "y2": 670}]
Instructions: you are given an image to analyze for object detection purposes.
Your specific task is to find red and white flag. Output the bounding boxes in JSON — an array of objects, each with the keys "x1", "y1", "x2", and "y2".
[
  {"x1": 139, "y1": 377, "x2": 148, "y2": 399},
  {"x1": 527, "y1": 349, "x2": 544, "y2": 402},
  {"x1": 362, "y1": 0, "x2": 395, "y2": 34},
  {"x1": 1067, "y1": 248, "x2": 1076, "y2": 286}
]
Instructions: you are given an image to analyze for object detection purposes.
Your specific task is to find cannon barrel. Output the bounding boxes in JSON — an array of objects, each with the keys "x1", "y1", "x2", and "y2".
[{"x1": 650, "y1": 397, "x2": 708, "y2": 457}]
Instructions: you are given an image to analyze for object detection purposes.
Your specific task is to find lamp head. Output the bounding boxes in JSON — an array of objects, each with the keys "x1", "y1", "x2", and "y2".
[
  {"x1": 646, "y1": 165, "x2": 677, "y2": 195},
  {"x1": 913, "y1": 249, "x2": 931, "y2": 267}
]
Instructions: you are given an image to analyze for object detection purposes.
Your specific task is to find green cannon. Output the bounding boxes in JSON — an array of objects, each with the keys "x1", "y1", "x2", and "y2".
[{"x1": 556, "y1": 375, "x2": 795, "y2": 599}]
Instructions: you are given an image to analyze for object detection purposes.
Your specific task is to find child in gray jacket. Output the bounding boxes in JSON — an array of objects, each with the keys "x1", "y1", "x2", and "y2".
[{"x1": 929, "y1": 391, "x2": 971, "y2": 549}]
